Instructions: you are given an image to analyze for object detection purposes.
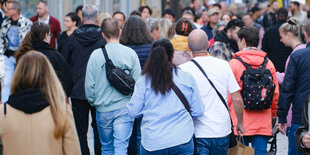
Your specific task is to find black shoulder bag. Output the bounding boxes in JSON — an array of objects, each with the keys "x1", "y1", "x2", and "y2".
[
  {"x1": 191, "y1": 59, "x2": 237, "y2": 148},
  {"x1": 101, "y1": 47, "x2": 135, "y2": 95}
]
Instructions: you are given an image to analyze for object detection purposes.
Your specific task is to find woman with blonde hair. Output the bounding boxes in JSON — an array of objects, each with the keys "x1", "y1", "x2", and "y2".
[{"x1": 0, "y1": 51, "x2": 81, "y2": 155}]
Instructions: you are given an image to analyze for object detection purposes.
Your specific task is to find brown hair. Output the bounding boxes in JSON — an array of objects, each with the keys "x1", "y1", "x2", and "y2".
[
  {"x1": 101, "y1": 18, "x2": 119, "y2": 39},
  {"x1": 175, "y1": 18, "x2": 194, "y2": 36},
  {"x1": 15, "y1": 22, "x2": 50, "y2": 62},
  {"x1": 11, "y1": 51, "x2": 68, "y2": 138},
  {"x1": 279, "y1": 17, "x2": 300, "y2": 38}
]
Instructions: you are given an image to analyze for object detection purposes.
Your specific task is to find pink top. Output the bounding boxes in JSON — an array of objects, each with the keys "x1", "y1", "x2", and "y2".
[{"x1": 276, "y1": 44, "x2": 306, "y2": 84}]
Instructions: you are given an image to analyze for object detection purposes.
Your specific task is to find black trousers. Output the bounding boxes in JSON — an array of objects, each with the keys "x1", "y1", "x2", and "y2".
[{"x1": 71, "y1": 98, "x2": 101, "y2": 155}]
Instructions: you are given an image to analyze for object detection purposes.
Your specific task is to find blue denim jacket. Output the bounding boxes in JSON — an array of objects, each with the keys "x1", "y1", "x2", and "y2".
[{"x1": 127, "y1": 68, "x2": 204, "y2": 151}]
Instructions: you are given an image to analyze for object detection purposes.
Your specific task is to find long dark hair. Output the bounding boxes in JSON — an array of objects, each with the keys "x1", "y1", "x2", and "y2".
[
  {"x1": 120, "y1": 16, "x2": 153, "y2": 45},
  {"x1": 15, "y1": 22, "x2": 50, "y2": 62},
  {"x1": 142, "y1": 39, "x2": 175, "y2": 94}
]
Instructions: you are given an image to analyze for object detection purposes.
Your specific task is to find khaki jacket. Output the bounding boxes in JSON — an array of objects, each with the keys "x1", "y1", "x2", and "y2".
[{"x1": 0, "y1": 104, "x2": 81, "y2": 155}]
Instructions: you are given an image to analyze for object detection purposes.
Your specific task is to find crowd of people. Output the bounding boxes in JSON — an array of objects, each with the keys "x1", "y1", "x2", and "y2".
[{"x1": 1, "y1": 0, "x2": 310, "y2": 155}]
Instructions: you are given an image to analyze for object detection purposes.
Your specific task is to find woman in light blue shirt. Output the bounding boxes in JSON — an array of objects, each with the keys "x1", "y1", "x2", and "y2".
[{"x1": 127, "y1": 39, "x2": 204, "y2": 155}]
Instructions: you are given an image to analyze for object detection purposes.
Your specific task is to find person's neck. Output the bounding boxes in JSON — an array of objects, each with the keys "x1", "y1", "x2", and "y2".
[
  {"x1": 11, "y1": 13, "x2": 20, "y2": 21},
  {"x1": 293, "y1": 9, "x2": 300, "y2": 15},
  {"x1": 82, "y1": 20, "x2": 97, "y2": 25},
  {"x1": 107, "y1": 38, "x2": 119, "y2": 44},
  {"x1": 193, "y1": 51, "x2": 209, "y2": 57},
  {"x1": 39, "y1": 13, "x2": 48, "y2": 21},
  {"x1": 290, "y1": 39, "x2": 302, "y2": 49},
  {"x1": 67, "y1": 26, "x2": 77, "y2": 36},
  {"x1": 210, "y1": 22, "x2": 216, "y2": 28}
]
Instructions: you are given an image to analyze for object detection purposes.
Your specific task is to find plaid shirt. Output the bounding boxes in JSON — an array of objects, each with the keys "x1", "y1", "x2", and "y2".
[{"x1": 208, "y1": 41, "x2": 235, "y2": 62}]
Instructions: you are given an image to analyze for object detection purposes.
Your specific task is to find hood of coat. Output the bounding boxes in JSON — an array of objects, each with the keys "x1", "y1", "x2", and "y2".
[
  {"x1": 73, "y1": 24, "x2": 103, "y2": 47},
  {"x1": 170, "y1": 35, "x2": 189, "y2": 51},
  {"x1": 214, "y1": 30, "x2": 239, "y2": 52},
  {"x1": 233, "y1": 49, "x2": 267, "y2": 66},
  {"x1": 7, "y1": 88, "x2": 49, "y2": 114}
]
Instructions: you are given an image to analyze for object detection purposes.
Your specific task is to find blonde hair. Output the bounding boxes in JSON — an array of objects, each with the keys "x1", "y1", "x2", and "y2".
[
  {"x1": 98, "y1": 12, "x2": 111, "y2": 27},
  {"x1": 279, "y1": 17, "x2": 300, "y2": 38},
  {"x1": 11, "y1": 51, "x2": 68, "y2": 138},
  {"x1": 159, "y1": 18, "x2": 172, "y2": 39}
]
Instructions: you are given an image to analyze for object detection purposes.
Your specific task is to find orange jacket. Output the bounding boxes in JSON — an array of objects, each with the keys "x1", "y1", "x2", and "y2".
[{"x1": 228, "y1": 49, "x2": 279, "y2": 136}]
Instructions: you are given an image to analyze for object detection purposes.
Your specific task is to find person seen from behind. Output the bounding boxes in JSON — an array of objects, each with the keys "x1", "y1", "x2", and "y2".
[
  {"x1": 127, "y1": 38, "x2": 204, "y2": 154},
  {"x1": 0, "y1": 51, "x2": 80, "y2": 155},
  {"x1": 229, "y1": 26, "x2": 279, "y2": 155}
]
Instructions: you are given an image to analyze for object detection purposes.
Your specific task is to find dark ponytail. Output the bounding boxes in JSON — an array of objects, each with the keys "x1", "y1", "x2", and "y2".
[{"x1": 142, "y1": 39, "x2": 175, "y2": 95}]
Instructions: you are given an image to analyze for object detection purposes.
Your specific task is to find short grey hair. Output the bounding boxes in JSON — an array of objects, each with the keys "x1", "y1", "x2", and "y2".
[
  {"x1": 10, "y1": 1, "x2": 21, "y2": 13},
  {"x1": 82, "y1": 5, "x2": 99, "y2": 22}
]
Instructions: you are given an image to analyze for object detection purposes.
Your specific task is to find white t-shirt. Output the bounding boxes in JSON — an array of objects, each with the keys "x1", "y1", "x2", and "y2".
[{"x1": 179, "y1": 56, "x2": 240, "y2": 138}]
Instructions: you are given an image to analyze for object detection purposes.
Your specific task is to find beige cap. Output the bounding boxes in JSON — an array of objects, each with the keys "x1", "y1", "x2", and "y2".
[{"x1": 207, "y1": 8, "x2": 219, "y2": 16}]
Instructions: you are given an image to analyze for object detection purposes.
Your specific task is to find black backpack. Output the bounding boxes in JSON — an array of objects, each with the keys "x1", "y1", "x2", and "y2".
[
  {"x1": 101, "y1": 47, "x2": 135, "y2": 95},
  {"x1": 235, "y1": 56, "x2": 275, "y2": 110}
]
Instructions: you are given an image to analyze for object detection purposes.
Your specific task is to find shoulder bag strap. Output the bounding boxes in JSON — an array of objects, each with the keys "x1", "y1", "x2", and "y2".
[
  {"x1": 101, "y1": 47, "x2": 109, "y2": 62},
  {"x1": 261, "y1": 57, "x2": 268, "y2": 69},
  {"x1": 171, "y1": 82, "x2": 191, "y2": 116},
  {"x1": 191, "y1": 59, "x2": 229, "y2": 110}
]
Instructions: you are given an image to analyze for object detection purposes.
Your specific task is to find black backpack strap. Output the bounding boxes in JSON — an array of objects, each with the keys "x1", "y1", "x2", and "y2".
[
  {"x1": 261, "y1": 57, "x2": 268, "y2": 69},
  {"x1": 234, "y1": 56, "x2": 251, "y2": 70},
  {"x1": 171, "y1": 82, "x2": 191, "y2": 116},
  {"x1": 190, "y1": 59, "x2": 229, "y2": 110},
  {"x1": 4, "y1": 102, "x2": 6, "y2": 117}
]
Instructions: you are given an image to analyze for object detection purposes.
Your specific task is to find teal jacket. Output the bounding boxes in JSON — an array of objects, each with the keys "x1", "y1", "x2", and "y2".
[{"x1": 85, "y1": 43, "x2": 141, "y2": 112}]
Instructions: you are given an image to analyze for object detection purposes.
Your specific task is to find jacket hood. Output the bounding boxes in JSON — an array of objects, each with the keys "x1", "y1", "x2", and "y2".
[
  {"x1": 214, "y1": 30, "x2": 239, "y2": 52},
  {"x1": 7, "y1": 88, "x2": 49, "y2": 114},
  {"x1": 233, "y1": 49, "x2": 267, "y2": 66},
  {"x1": 170, "y1": 35, "x2": 189, "y2": 51},
  {"x1": 73, "y1": 24, "x2": 103, "y2": 47}
]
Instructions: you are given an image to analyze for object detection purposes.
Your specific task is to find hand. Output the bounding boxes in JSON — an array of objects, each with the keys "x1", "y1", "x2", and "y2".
[
  {"x1": 278, "y1": 123, "x2": 287, "y2": 135},
  {"x1": 236, "y1": 122, "x2": 245, "y2": 136},
  {"x1": 302, "y1": 132, "x2": 310, "y2": 148}
]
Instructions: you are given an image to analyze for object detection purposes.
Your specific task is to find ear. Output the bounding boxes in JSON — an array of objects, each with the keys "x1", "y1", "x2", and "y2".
[
  {"x1": 304, "y1": 31, "x2": 309, "y2": 43},
  {"x1": 118, "y1": 29, "x2": 122, "y2": 39}
]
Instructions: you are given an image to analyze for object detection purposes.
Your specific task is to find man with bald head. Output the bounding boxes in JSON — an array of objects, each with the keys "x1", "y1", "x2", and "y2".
[{"x1": 179, "y1": 29, "x2": 245, "y2": 154}]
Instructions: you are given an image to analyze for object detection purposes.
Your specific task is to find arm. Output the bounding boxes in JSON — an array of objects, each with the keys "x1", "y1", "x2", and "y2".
[
  {"x1": 268, "y1": 60, "x2": 279, "y2": 118},
  {"x1": 130, "y1": 53, "x2": 142, "y2": 81},
  {"x1": 55, "y1": 53, "x2": 73, "y2": 97},
  {"x1": 63, "y1": 106, "x2": 81, "y2": 155},
  {"x1": 296, "y1": 95, "x2": 310, "y2": 152},
  {"x1": 85, "y1": 53, "x2": 97, "y2": 105},
  {"x1": 231, "y1": 91, "x2": 245, "y2": 135},
  {"x1": 127, "y1": 79, "x2": 145, "y2": 118}
]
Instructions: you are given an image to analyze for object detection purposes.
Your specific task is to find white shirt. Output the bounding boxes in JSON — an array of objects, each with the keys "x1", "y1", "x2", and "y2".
[
  {"x1": 179, "y1": 56, "x2": 240, "y2": 138},
  {"x1": 38, "y1": 15, "x2": 50, "y2": 25}
]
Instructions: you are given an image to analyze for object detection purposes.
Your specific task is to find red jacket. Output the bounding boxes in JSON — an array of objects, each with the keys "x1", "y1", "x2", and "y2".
[
  {"x1": 228, "y1": 49, "x2": 279, "y2": 136},
  {"x1": 30, "y1": 15, "x2": 61, "y2": 49}
]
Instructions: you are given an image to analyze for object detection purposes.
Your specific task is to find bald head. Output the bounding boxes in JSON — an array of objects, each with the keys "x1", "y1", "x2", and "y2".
[{"x1": 188, "y1": 29, "x2": 209, "y2": 53}]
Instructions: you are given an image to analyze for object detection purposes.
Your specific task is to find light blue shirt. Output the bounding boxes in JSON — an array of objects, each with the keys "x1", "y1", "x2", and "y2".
[
  {"x1": 85, "y1": 43, "x2": 141, "y2": 112},
  {"x1": 127, "y1": 68, "x2": 204, "y2": 151}
]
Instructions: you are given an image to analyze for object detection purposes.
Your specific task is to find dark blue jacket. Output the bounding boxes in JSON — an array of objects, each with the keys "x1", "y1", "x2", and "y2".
[
  {"x1": 277, "y1": 43, "x2": 310, "y2": 124},
  {"x1": 61, "y1": 24, "x2": 106, "y2": 100},
  {"x1": 201, "y1": 24, "x2": 213, "y2": 40},
  {"x1": 126, "y1": 44, "x2": 152, "y2": 70}
]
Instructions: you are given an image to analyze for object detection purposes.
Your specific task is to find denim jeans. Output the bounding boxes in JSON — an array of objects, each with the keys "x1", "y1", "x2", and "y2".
[
  {"x1": 1, "y1": 56, "x2": 15, "y2": 103},
  {"x1": 195, "y1": 135, "x2": 229, "y2": 155},
  {"x1": 243, "y1": 135, "x2": 269, "y2": 155},
  {"x1": 140, "y1": 137, "x2": 194, "y2": 155},
  {"x1": 288, "y1": 123, "x2": 304, "y2": 155},
  {"x1": 96, "y1": 108, "x2": 134, "y2": 155}
]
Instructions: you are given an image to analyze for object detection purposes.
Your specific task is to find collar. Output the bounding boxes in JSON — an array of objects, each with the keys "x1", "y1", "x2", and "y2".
[{"x1": 39, "y1": 15, "x2": 50, "y2": 25}]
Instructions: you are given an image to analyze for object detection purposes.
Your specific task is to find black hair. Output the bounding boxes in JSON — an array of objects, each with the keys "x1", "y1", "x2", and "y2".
[
  {"x1": 175, "y1": 18, "x2": 194, "y2": 36},
  {"x1": 113, "y1": 11, "x2": 126, "y2": 21},
  {"x1": 130, "y1": 10, "x2": 141, "y2": 17},
  {"x1": 162, "y1": 9, "x2": 176, "y2": 18},
  {"x1": 276, "y1": 8, "x2": 288, "y2": 21},
  {"x1": 225, "y1": 19, "x2": 244, "y2": 32},
  {"x1": 213, "y1": 3, "x2": 222, "y2": 10},
  {"x1": 120, "y1": 16, "x2": 153, "y2": 45},
  {"x1": 139, "y1": 5, "x2": 153, "y2": 15},
  {"x1": 142, "y1": 39, "x2": 175, "y2": 95},
  {"x1": 237, "y1": 26, "x2": 259, "y2": 47},
  {"x1": 291, "y1": 1, "x2": 300, "y2": 8},
  {"x1": 182, "y1": 7, "x2": 195, "y2": 16},
  {"x1": 66, "y1": 12, "x2": 80, "y2": 26},
  {"x1": 75, "y1": 5, "x2": 83, "y2": 14}
]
